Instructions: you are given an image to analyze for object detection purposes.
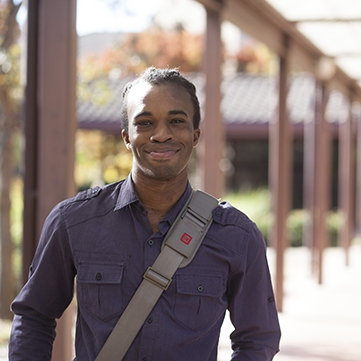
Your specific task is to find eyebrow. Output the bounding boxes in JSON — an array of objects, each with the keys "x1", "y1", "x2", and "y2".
[
  {"x1": 134, "y1": 111, "x2": 152, "y2": 119},
  {"x1": 168, "y1": 110, "x2": 188, "y2": 117},
  {"x1": 134, "y1": 110, "x2": 189, "y2": 119}
]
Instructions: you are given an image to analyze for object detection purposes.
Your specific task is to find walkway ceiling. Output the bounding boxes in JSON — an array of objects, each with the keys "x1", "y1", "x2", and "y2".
[
  {"x1": 198, "y1": 0, "x2": 361, "y2": 102},
  {"x1": 267, "y1": 0, "x2": 361, "y2": 86}
]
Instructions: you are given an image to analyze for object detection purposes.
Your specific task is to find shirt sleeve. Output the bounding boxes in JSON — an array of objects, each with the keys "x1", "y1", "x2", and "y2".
[
  {"x1": 227, "y1": 223, "x2": 281, "y2": 360},
  {"x1": 9, "y1": 203, "x2": 76, "y2": 361}
]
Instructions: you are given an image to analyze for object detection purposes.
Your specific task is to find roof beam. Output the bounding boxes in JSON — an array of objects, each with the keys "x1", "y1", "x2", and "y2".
[
  {"x1": 291, "y1": 18, "x2": 361, "y2": 23},
  {"x1": 333, "y1": 53, "x2": 361, "y2": 57},
  {"x1": 223, "y1": 0, "x2": 292, "y2": 58},
  {"x1": 211, "y1": 0, "x2": 361, "y2": 102},
  {"x1": 196, "y1": 0, "x2": 223, "y2": 12}
]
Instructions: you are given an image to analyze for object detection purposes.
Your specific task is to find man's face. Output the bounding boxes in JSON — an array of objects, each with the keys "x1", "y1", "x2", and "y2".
[{"x1": 122, "y1": 81, "x2": 200, "y2": 182}]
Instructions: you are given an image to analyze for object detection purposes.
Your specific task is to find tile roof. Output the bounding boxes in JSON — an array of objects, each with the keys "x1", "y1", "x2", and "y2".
[
  {"x1": 222, "y1": 73, "x2": 277, "y2": 125},
  {"x1": 77, "y1": 72, "x2": 346, "y2": 136}
]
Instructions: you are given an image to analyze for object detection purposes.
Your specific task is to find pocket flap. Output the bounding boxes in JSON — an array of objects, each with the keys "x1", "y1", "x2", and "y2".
[
  {"x1": 176, "y1": 274, "x2": 224, "y2": 297},
  {"x1": 77, "y1": 262, "x2": 124, "y2": 284}
]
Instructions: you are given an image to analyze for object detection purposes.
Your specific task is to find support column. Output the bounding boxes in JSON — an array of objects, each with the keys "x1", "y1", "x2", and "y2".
[
  {"x1": 269, "y1": 34, "x2": 292, "y2": 312},
  {"x1": 36, "y1": 0, "x2": 77, "y2": 230},
  {"x1": 310, "y1": 82, "x2": 331, "y2": 284},
  {"x1": 198, "y1": 6, "x2": 224, "y2": 198},
  {"x1": 338, "y1": 95, "x2": 355, "y2": 265},
  {"x1": 22, "y1": 0, "x2": 40, "y2": 285},
  {"x1": 356, "y1": 107, "x2": 361, "y2": 237},
  {"x1": 303, "y1": 91, "x2": 316, "y2": 251},
  {"x1": 23, "y1": 1, "x2": 77, "y2": 360}
]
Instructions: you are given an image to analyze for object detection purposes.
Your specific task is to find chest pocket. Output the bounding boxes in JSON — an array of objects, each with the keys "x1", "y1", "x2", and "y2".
[
  {"x1": 173, "y1": 271, "x2": 226, "y2": 330},
  {"x1": 77, "y1": 260, "x2": 126, "y2": 322}
]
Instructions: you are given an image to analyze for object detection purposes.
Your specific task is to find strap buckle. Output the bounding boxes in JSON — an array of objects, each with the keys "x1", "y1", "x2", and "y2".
[{"x1": 143, "y1": 267, "x2": 172, "y2": 290}]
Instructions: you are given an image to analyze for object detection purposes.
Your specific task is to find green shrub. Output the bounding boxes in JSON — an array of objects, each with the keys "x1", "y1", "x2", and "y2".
[
  {"x1": 225, "y1": 189, "x2": 272, "y2": 243},
  {"x1": 326, "y1": 210, "x2": 343, "y2": 247},
  {"x1": 225, "y1": 189, "x2": 342, "y2": 247},
  {"x1": 287, "y1": 209, "x2": 309, "y2": 247}
]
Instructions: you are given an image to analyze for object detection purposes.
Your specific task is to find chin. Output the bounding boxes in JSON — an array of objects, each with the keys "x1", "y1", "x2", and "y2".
[{"x1": 148, "y1": 169, "x2": 181, "y2": 182}]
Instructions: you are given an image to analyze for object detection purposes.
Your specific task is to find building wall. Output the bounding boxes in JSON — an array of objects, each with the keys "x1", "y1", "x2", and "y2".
[{"x1": 226, "y1": 138, "x2": 339, "y2": 209}]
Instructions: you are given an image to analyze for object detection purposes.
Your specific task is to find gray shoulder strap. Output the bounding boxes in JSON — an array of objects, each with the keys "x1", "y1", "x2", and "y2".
[{"x1": 95, "y1": 189, "x2": 219, "y2": 361}]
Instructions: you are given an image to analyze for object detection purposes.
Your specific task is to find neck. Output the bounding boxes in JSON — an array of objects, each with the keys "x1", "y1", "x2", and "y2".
[
  {"x1": 133, "y1": 173, "x2": 188, "y2": 212},
  {"x1": 132, "y1": 172, "x2": 188, "y2": 231}
]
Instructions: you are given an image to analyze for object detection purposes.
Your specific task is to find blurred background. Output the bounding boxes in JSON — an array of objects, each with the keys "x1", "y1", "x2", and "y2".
[{"x1": 0, "y1": 0, "x2": 361, "y2": 360}]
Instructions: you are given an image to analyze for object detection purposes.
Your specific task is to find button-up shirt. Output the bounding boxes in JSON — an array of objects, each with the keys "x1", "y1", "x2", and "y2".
[{"x1": 9, "y1": 175, "x2": 280, "y2": 361}]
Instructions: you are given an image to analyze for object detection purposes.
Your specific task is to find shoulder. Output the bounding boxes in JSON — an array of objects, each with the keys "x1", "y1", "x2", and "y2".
[
  {"x1": 212, "y1": 201, "x2": 254, "y2": 232},
  {"x1": 209, "y1": 200, "x2": 265, "y2": 254},
  {"x1": 60, "y1": 181, "x2": 123, "y2": 208},
  {"x1": 53, "y1": 181, "x2": 125, "y2": 226}
]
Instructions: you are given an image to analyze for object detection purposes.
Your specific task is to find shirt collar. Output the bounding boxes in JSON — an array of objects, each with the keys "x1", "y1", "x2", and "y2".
[
  {"x1": 114, "y1": 174, "x2": 139, "y2": 211},
  {"x1": 114, "y1": 174, "x2": 193, "y2": 220}
]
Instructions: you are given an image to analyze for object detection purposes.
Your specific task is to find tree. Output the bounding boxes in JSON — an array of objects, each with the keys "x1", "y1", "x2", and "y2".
[
  {"x1": 228, "y1": 38, "x2": 276, "y2": 75},
  {"x1": 77, "y1": 26, "x2": 204, "y2": 83},
  {"x1": 0, "y1": 0, "x2": 22, "y2": 319}
]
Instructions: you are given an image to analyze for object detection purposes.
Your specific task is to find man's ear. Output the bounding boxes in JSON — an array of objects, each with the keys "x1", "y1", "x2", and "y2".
[
  {"x1": 121, "y1": 129, "x2": 131, "y2": 150},
  {"x1": 193, "y1": 128, "x2": 201, "y2": 147}
]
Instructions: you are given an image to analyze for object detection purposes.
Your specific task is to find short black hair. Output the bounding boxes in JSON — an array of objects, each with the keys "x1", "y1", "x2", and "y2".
[{"x1": 121, "y1": 67, "x2": 201, "y2": 132}]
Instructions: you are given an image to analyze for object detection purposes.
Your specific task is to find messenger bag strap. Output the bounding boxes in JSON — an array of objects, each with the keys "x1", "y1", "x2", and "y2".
[{"x1": 95, "y1": 189, "x2": 219, "y2": 361}]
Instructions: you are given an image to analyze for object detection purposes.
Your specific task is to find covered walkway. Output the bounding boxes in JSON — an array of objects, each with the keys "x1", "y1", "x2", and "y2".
[{"x1": 17, "y1": 1, "x2": 361, "y2": 358}]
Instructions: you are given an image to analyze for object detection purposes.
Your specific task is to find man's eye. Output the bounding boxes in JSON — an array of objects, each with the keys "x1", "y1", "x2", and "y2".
[
  {"x1": 136, "y1": 120, "x2": 152, "y2": 126},
  {"x1": 171, "y1": 118, "x2": 185, "y2": 124}
]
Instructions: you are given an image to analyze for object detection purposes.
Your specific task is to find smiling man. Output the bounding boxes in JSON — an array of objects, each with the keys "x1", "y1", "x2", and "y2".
[
  {"x1": 121, "y1": 73, "x2": 201, "y2": 232},
  {"x1": 9, "y1": 67, "x2": 281, "y2": 361}
]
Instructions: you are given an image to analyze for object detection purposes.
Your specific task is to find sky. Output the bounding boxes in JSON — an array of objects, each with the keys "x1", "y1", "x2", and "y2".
[
  {"x1": 14, "y1": 0, "x2": 166, "y2": 35},
  {"x1": 76, "y1": 0, "x2": 242, "y2": 54},
  {"x1": 76, "y1": 0, "x2": 166, "y2": 35},
  {"x1": 76, "y1": 0, "x2": 205, "y2": 35},
  {"x1": 15, "y1": 0, "x2": 242, "y2": 58}
]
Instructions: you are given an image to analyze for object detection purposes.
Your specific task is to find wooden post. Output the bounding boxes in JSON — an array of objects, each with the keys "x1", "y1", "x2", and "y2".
[
  {"x1": 356, "y1": 107, "x2": 361, "y2": 237},
  {"x1": 268, "y1": 34, "x2": 292, "y2": 312},
  {"x1": 23, "y1": 1, "x2": 77, "y2": 360},
  {"x1": 303, "y1": 87, "x2": 316, "y2": 251},
  {"x1": 22, "y1": 0, "x2": 40, "y2": 285},
  {"x1": 312, "y1": 82, "x2": 331, "y2": 284},
  {"x1": 338, "y1": 94, "x2": 355, "y2": 265},
  {"x1": 198, "y1": 6, "x2": 224, "y2": 198}
]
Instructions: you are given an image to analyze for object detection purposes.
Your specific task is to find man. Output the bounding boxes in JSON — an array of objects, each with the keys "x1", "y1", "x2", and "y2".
[{"x1": 9, "y1": 67, "x2": 281, "y2": 360}]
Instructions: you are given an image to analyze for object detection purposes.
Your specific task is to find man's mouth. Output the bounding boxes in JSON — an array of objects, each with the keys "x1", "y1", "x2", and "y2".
[{"x1": 147, "y1": 148, "x2": 179, "y2": 159}]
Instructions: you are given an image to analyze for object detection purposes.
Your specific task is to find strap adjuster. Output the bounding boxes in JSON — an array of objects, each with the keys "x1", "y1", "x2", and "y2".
[{"x1": 143, "y1": 267, "x2": 172, "y2": 290}]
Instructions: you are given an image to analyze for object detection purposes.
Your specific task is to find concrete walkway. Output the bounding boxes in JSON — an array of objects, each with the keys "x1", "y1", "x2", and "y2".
[
  {"x1": 2, "y1": 246, "x2": 361, "y2": 360},
  {"x1": 219, "y1": 245, "x2": 361, "y2": 361}
]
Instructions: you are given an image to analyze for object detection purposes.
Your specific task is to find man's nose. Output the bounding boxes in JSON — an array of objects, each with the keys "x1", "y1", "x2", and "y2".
[{"x1": 150, "y1": 123, "x2": 173, "y2": 142}]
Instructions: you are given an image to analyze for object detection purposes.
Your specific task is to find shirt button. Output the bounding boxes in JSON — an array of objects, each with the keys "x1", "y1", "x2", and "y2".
[
  {"x1": 95, "y1": 272, "x2": 102, "y2": 281},
  {"x1": 147, "y1": 317, "x2": 153, "y2": 324},
  {"x1": 141, "y1": 358, "x2": 147, "y2": 361},
  {"x1": 148, "y1": 239, "x2": 154, "y2": 246},
  {"x1": 197, "y1": 285, "x2": 204, "y2": 292}
]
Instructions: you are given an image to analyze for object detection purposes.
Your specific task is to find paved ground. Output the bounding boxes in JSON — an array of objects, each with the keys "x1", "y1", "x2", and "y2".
[
  {"x1": 2, "y1": 246, "x2": 361, "y2": 360},
  {"x1": 218, "y1": 245, "x2": 361, "y2": 361}
]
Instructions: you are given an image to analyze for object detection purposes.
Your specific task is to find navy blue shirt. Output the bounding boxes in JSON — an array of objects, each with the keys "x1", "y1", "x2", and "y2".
[{"x1": 9, "y1": 176, "x2": 280, "y2": 360}]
